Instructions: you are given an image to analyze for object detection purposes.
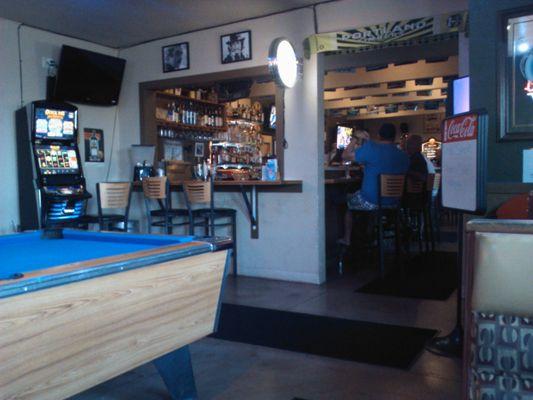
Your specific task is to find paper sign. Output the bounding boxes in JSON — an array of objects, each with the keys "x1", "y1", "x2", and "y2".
[{"x1": 441, "y1": 112, "x2": 482, "y2": 212}]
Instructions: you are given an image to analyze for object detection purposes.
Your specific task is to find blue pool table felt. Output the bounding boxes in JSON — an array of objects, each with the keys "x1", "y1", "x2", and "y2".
[{"x1": 0, "y1": 230, "x2": 195, "y2": 279}]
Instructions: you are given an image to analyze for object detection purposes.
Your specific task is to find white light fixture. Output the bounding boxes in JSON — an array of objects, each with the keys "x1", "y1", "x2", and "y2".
[
  {"x1": 268, "y1": 38, "x2": 299, "y2": 88},
  {"x1": 517, "y1": 41, "x2": 530, "y2": 54}
]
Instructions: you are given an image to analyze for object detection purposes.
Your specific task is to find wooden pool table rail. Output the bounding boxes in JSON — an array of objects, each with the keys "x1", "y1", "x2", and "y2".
[
  {"x1": 0, "y1": 237, "x2": 231, "y2": 299},
  {"x1": 0, "y1": 249, "x2": 228, "y2": 400}
]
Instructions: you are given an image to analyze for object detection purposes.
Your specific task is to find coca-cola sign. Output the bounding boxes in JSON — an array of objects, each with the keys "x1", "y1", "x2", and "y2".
[{"x1": 443, "y1": 113, "x2": 478, "y2": 143}]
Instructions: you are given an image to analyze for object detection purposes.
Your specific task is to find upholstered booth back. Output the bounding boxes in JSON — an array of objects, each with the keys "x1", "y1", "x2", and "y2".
[{"x1": 464, "y1": 220, "x2": 533, "y2": 400}]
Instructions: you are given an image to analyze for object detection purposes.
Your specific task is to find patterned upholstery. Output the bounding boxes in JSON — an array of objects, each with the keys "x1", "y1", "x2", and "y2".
[{"x1": 469, "y1": 311, "x2": 533, "y2": 400}]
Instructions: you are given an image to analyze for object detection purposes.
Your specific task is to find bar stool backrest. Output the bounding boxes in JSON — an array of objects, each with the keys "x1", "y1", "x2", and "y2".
[
  {"x1": 98, "y1": 182, "x2": 131, "y2": 209},
  {"x1": 183, "y1": 180, "x2": 211, "y2": 205},
  {"x1": 380, "y1": 174, "x2": 405, "y2": 199},
  {"x1": 142, "y1": 177, "x2": 168, "y2": 200}
]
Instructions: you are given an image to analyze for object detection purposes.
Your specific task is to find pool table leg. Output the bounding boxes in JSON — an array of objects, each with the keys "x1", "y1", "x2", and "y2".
[{"x1": 153, "y1": 345, "x2": 198, "y2": 400}]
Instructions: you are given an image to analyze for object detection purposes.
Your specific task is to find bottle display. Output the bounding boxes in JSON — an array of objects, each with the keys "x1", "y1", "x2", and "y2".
[{"x1": 155, "y1": 88, "x2": 271, "y2": 180}]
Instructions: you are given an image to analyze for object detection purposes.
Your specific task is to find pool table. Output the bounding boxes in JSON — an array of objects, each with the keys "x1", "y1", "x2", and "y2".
[{"x1": 0, "y1": 229, "x2": 231, "y2": 400}]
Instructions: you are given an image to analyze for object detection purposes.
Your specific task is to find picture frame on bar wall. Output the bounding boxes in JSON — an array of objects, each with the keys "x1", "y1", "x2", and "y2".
[
  {"x1": 162, "y1": 42, "x2": 189, "y2": 73},
  {"x1": 220, "y1": 30, "x2": 252, "y2": 64},
  {"x1": 498, "y1": 8, "x2": 533, "y2": 140}
]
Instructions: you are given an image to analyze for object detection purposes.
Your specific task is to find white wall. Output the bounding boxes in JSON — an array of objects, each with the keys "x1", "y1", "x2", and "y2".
[
  {"x1": 0, "y1": 18, "x2": 119, "y2": 233},
  {"x1": 117, "y1": 8, "x2": 324, "y2": 283},
  {"x1": 0, "y1": 18, "x2": 22, "y2": 234}
]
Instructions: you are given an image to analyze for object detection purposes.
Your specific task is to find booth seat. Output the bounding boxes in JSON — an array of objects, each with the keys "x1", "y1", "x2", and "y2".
[{"x1": 464, "y1": 220, "x2": 533, "y2": 400}]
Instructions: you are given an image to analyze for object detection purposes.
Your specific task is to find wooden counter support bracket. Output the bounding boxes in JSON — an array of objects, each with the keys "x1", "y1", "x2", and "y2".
[{"x1": 240, "y1": 185, "x2": 259, "y2": 239}]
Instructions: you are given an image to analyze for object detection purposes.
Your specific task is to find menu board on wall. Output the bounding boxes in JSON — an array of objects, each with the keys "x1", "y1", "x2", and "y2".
[{"x1": 441, "y1": 110, "x2": 487, "y2": 213}]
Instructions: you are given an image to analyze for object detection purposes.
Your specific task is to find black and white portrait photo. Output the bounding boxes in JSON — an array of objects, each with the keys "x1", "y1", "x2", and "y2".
[
  {"x1": 162, "y1": 42, "x2": 189, "y2": 73},
  {"x1": 220, "y1": 31, "x2": 251, "y2": 64}
]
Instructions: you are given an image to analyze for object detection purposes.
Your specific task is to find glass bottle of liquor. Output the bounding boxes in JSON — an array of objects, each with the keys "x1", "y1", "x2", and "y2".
[
  {"x1": 167, "y1": 103, "x2": 173, "y2": 121},
  {"x1": 181, "y1": 101, "x2": 187, "y2": 125}
]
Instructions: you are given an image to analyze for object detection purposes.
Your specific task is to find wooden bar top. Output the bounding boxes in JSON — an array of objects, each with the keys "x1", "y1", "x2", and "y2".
[
  {"x1": 133, "y1": 180, "x2": 303, "y2": 192},
  {"x1": 212, "y1": 180, "x2": 301, "y2": 186},
  {"x1": 325, "y1": 177, "x2": 361, "y2": 185}
]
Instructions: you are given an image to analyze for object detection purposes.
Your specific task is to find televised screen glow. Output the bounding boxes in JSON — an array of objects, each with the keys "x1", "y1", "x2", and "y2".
[{"x1": 453, "y1": 76, "x2": 470, "y2": 115}]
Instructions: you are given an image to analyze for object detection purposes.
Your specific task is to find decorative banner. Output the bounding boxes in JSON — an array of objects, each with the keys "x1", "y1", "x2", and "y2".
[
  {"x1": 304, "y1": 11, "x2": 468, "y2": 57},
  {"x1": 441, "y1": 110, "x2": 487, "y2": 213},
  {"x1": 83, "y1": 128, "x2": 104, "y2": 163}
]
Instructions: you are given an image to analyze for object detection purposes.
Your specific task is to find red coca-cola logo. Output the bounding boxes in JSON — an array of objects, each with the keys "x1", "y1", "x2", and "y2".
[{"x1": 444, "y1": 114, "x2": 478, "y2": 142}]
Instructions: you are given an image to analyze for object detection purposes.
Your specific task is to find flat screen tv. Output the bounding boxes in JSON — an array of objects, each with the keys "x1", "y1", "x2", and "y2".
[
  {"x1": 452, "y1": 76, "x2": 470, "y2": 115},
  {"x1": 336, "y1": 126, "x2": 353, "y2": 149},
  {"x1": 54, "y1": 45, "x2": 126, "y2": 106}
]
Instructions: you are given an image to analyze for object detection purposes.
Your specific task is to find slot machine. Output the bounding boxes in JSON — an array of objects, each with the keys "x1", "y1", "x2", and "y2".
[{"x1": 16, "y1": 100, "x2": 91, "y2": 230}]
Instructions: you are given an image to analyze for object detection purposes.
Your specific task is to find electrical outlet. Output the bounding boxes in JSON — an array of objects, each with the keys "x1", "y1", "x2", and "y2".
[{"x1": 41, "y1": 57, "x2": 55, "y2": 69}]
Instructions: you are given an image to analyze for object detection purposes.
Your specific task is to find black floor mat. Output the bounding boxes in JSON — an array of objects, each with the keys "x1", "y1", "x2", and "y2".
[
  {"x1": 356, "y1": 252, "x2": 458, "y2": 300},
  {"x1": 211, "y1": 303, "x2": 437, "y2": 369}
]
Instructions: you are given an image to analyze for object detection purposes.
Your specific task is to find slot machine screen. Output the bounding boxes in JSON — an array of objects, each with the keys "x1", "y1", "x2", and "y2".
[
  {"x1": 35, "y1": 145, "x2": 79, "y2": 175},
  {"x1": 34, "y1": 107, "x2": 77, "y2": 140},
  {"x1": 336, "y1": 126, "x2": 353, "y2": 149}
]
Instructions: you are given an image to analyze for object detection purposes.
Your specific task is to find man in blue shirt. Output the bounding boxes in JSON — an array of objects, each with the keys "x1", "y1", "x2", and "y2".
[{"x1": 339, "y1": 123, "x2": 409, "y2": 245}]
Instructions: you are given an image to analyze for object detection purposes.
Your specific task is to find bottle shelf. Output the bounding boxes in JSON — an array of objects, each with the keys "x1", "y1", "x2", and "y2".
[
  {"x1": 156, "y1": 119, "x2": 227, "y2": 132},
  {"x1": 227, "y1": 118, "x2": 262, "y2": 125},
  {"x1": 155, "y1": 91, "x2": 223, "y2": 107}
]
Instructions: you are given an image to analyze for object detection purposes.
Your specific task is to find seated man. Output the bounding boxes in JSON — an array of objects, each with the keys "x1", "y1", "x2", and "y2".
[
  {"x1": 405, "y1": 134, "x2": 429, "y2": 184},
  {"x1": 339, "y1": 123, "x2": 409, "y2": 245},
  {"x1": 403, "y1": 134, "x2": 430, "y2": 210}
]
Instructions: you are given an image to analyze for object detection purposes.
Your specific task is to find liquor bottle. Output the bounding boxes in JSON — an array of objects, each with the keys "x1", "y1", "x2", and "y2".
[
  {"x1": 181, "y1": 101, "x2": 187, "y2": 124},
  {"x1": 215, "y1": 108, "x2": 221, "y2": 127},
  {"x1": 171, "y1": 102, "x2": 177, "y2": 123},
  {"x1": 167, "y1": 103, "x2": 173, "y2": 121}
]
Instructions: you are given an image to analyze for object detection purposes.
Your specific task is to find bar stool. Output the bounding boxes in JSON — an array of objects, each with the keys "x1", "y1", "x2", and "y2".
[
  {"x1": 404, "y1": 173, "x2": 439, "y2": 253},
  {"x1": 182, "y1": 178, "x2": 237, "y2": 275},
  {"x1": 142, "y1": 176, "x2": 190, "y2": 234},
  {"x1": 339, "y1": 174, "x2": 406, "y2": 278},
  {"x1": 81, "y1": 182, "x2": 132, "y2": 231}
]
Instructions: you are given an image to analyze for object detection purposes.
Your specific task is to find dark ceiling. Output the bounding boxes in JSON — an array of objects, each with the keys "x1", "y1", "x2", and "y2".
[{"x1": 0, "y1": 0, "x2": 330, "y2": 48}]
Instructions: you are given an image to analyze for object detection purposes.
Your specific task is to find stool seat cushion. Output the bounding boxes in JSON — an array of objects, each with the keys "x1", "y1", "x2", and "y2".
[
  {"x1": 150, "y1": 208, "x2": 189, "y2": 217},
  {"x1": 193, "y1": 208, "x2": 237, "y2": 217}
]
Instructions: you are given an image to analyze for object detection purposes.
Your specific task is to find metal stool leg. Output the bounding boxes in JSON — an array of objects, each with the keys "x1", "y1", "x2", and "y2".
[
  {"x1": 377, "y1": 211, "x2": 385, "y2": 279},
  {"x1": 231, "y1": 213, "x2": 237, "y2": 275}
]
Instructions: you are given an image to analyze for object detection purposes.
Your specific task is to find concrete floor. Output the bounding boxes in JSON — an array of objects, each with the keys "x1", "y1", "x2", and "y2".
[{"x1": 72, "y1": 245, "x2": 462, "y2": 400}]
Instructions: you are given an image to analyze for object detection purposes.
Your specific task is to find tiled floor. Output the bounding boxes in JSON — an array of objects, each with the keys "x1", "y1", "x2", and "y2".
[{"x1": 72, "y1": 238, "x2": 461, "y2": 400}]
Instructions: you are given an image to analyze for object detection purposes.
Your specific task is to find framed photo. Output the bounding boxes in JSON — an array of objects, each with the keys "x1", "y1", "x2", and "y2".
[
  {"x1": 194, "y1": 142, "x2": 205, "y2": 158},
  {"x1": 83, "y1": 128, "x2": 104, "y2": 162},
  {"x1": 162, "y1": 42, "x2": 189, "y2": 73},
  {"x1": 498, "y1": 9, "x2": 533, "y2": 140},
  {"x1": 220, "y1": 30, "x2": 252, "y2": 64}
]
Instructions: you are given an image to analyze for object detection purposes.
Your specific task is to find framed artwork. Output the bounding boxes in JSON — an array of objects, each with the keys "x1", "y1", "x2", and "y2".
[
  {"x1": 83, "y1": 128, "x2": 104, "y2": 162},
  {"x1": 162, "y1": 42, "x2": 189, "y2": 73},
  {"x1": 194, "y1": 142, "x2": 205, "y2": 158},
  {"x1": 220, "y1": 30, "x2": 252, "y2": 64},
  {"x1": 499, "y1": 9, "x2": 533, "y2": 140}
]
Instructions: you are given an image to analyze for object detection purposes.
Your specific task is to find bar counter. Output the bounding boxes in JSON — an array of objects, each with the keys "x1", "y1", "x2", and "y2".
[{"x1": 133, "y1": 180, "x2": 303, "y2": 238}]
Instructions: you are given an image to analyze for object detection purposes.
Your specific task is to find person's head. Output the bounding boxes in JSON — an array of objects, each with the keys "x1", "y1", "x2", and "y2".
[
  {"x1": 405, "y1": 134, "x2": 423, "y2": 156},
  {"x1": 400, "y1": 122, "x2": 409, "y2": 135},
  {"x1": 378, "y1": 123, "x2": 396, "y2": 142},
  {"x1": 353, "y1": 129, "x2": 369, "y2": 145}
]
